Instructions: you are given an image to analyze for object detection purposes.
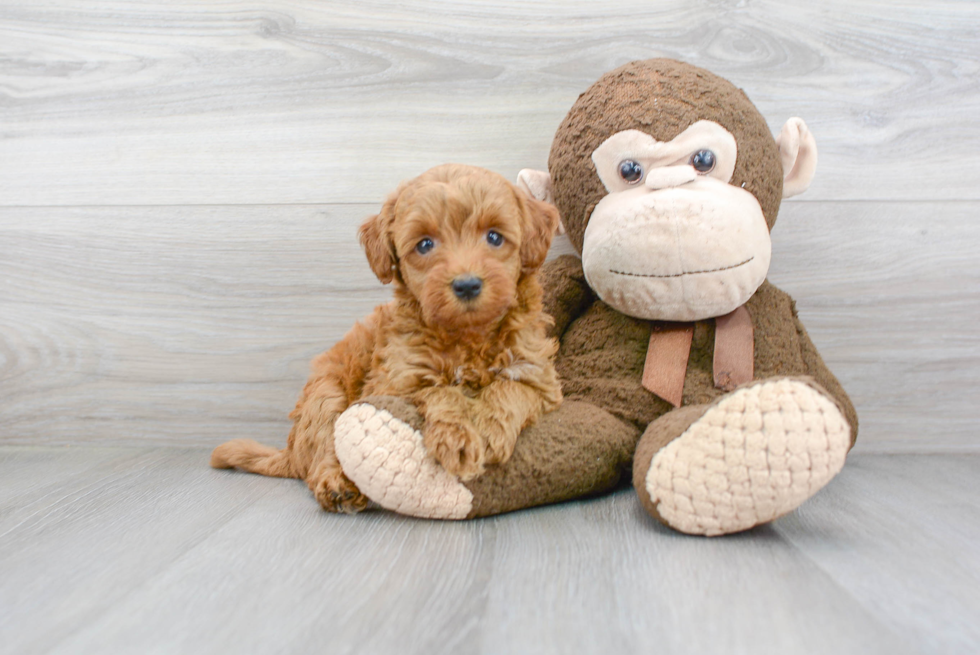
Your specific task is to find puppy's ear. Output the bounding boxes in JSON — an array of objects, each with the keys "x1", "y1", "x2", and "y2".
[
  {"x1": 519, "y1": 196, "x2": 561, "y2": 272},
  {"x1": 358, "y1": 194, "x2": 398, "y2": 284}
]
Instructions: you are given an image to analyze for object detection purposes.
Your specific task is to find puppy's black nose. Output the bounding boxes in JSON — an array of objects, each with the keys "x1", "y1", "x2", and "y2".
[{"x1": 452, "y1": 276, "x2": 483, "y2": 301}]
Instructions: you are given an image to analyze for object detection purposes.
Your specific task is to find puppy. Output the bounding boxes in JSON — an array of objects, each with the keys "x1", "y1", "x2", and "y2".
[{"x1": 211, "y1": 164, "x2": 563, "y2": 513}]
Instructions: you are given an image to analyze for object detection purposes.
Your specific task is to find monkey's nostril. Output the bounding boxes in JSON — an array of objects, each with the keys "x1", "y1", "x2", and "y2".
[{"x1": 452, "y1": 276, "x2": 483, "y2": 300}]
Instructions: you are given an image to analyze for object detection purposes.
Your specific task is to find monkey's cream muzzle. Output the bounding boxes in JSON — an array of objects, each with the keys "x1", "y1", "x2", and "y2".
[{"x1": 583, "y1": 122, "x2": 771, "y2": 322}]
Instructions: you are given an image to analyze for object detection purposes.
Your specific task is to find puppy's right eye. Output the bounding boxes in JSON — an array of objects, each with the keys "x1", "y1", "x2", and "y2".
[{"x1": 415, "y1": 238, "x2": 435, "y2": 255}]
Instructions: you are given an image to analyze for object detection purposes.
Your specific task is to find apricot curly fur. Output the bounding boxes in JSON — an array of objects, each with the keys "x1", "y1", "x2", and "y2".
[{"x1": 211, "y1": 164, "x2": 563, "y2": 512}]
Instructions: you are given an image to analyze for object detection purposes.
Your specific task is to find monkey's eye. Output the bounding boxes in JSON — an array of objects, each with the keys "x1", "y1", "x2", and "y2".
[
  {"x1": 690, "y1": 149, "x2": 716, "y2": 174},
  {"x1": 415, "y1": 238, "x2": 435, "y2": 255},
  {"x1": 486, "y1": 230, "x2": 504, "y2": 247},
  {"x1": 618, "y1": 159, "x2": 644, "y2": 184}
]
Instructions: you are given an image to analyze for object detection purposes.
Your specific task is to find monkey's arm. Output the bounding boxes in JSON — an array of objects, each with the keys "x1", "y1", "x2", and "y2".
[
  {"x1": 792, "y1": 309, "x2": 859, "y2": 446},
  {"x1": 540, "y1": 254, "x2": 595, "y2": 340}
]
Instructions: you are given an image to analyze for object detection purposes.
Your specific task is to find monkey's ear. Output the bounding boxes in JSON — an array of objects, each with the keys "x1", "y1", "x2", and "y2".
[
  {"x1": 516, "y1": 169, "x2": 565, "y2": 235},
  {"x1": 516, "y1": 169, "x2": 555, "y2": 204},
  {"x1": 776, "y1": 118, "x2": 818, "y2": 198},
  {"x1": 519, "y1": 196, "x2": 561, "y2": 273},
  {"x1": 358, "y1": 194, "x2": 398, "y2": 284}
]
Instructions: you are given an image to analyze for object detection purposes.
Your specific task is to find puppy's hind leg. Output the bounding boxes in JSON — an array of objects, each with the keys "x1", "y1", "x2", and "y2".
[
  {"x1": 211, "y1": 439, "x2": 295, "y2": 478},
  {"x1": 288, "y1": 380, "x2": 371, "y2": 514},
  {"x1": 291, "y1": 327, "x2": 378, "y2": 514},
  {"x1": 307, "y1": 445, "x2": 369, "y2": 514}
]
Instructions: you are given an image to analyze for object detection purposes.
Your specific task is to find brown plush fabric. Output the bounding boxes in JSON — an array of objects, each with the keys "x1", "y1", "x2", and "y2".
[
  {"x1": 464, "y1": 400, "x2": 640, "y2": 518},
  {"x1": 548, "y1": 58, "x2": 785, "y2": 253},
  {"x1": 547, "y1": 254, "x2": 858, "y2": 441},
  {"x1": 792, "y1": 316, "x2": 860, "y2": 449},
  {"x1": 538, "y1": 253, "x2": 595, "y2": 340}
]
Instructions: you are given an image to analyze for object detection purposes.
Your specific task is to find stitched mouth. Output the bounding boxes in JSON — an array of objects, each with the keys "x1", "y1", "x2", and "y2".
[{"x1": 610, "y1": 256, "x2": 754, "y2": 279}]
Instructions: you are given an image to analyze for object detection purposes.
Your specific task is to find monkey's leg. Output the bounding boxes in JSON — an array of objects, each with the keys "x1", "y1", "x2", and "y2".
[
  {"x1": 332, "y1": 397, "x2": 639, "y2": 519},
  {"x1": 633, "y1": 376, "x2": 851, "y2": 536}
]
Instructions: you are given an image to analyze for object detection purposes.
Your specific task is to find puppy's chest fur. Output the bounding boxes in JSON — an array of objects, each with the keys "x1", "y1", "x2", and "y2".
[{"x1": 360, "y1": 303, "x2": 538, "y2": 398}]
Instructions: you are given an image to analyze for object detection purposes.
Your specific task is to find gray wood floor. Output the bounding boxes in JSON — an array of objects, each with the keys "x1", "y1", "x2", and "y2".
[
  {"x1": 2, "y1": 2, "x2": 979, "y2": 654},
  {"x1": 0, "y1": 448, "x2": 977, "y2": 655}
]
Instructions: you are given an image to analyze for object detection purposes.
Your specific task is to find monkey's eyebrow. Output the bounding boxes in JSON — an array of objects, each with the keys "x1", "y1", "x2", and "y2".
[
  {"x1": 592, "y1": 129, "x2": 666, "y2": 164},
  {"x1": 592, "y1": 121, "x2": 739, "y2": 190},
  {"x1": 596, "y1": 123, "x2": 735, "y2": 162}
]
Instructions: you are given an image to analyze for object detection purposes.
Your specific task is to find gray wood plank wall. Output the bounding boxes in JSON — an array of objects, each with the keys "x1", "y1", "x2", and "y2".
[{"x1": 1, "y1": 1, "x2": 978, "y2": 451}]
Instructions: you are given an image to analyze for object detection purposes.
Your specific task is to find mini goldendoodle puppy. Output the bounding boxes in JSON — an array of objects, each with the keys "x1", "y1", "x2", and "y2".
[{"x1": 211, "y1": 164, "x2": 563, "y2": 513}]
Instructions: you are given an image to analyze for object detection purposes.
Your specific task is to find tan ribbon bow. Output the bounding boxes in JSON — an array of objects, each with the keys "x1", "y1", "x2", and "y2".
[{"x1": 641, "y1": 305, "x2": 754, "y2": 407}]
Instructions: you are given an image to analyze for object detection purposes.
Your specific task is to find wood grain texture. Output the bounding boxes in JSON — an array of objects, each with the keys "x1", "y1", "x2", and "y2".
[
  {"x1": 3, "y1": 448, "x2": 974, "y2": 654},
  {"x1": 767, "y1": 201, "x2": 980, "y2": 452},
  {"x1": 773, "y1": 454, "x2": 980, "y2": 655},
  {"x1": 0, "y1": 446, "x2": 129, "y2": 515},
  {"x1": 475, "y1": 495, "x2": 910, "y2": 655},
  {"x1": 0, "y1": 447, "x2": 276, "y2": 654},
  {"x1": 0, "y1": 204, "x2": 390, "y2": 446},
  {"x1": 1, "y1": 0, "x2": 978, "y2": 205},
  {"x1": 2, "y1": 201, "x2": 976, "y2": 451}
]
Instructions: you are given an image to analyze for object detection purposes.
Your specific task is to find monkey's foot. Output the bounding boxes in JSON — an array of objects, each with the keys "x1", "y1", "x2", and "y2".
[{"x1": 634, "y1": 378, "x2": 851, "y2": 536}]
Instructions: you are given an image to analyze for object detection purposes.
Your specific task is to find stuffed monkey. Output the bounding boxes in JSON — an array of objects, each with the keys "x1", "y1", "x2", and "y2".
[{"x1": 332, "y1": 59, "x2": 857, "y2": 536}]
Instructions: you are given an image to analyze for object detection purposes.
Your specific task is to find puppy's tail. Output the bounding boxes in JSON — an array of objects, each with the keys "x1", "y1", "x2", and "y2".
[{"x1": 210, "y1": 439, "x2": 295, "y2": 478}]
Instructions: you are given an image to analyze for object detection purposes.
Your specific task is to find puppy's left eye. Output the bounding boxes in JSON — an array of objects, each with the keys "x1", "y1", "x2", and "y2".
[
  {"x1": 416, "y1": 238, "x2": 435, "y2": 255},
  {"x1": 486, "y1": 230, "x2": 504, "y2": 247}
]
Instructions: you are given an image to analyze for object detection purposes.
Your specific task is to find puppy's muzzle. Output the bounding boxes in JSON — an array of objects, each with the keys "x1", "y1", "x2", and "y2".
[{"x1": 452, "y1": 275, "x2": 483, "y2": 301}]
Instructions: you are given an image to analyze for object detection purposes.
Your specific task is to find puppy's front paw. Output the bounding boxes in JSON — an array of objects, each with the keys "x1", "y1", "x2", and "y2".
[
  {"x1": 474, "y1": 416, "x2": 519, "y2": 467},
  {"x1": 308, "y1": 466, "x2": 369, "y2": 514},
  {"x1": 424, "y1": 420, "x2": 485, "y2": 481}
]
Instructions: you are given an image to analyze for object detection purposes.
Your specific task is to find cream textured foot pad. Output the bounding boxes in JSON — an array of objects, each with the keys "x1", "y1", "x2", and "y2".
[
  {"x1": 646, "y1": 379, "x2": 850, "y2": 536},
  {"x1": 334, "y1": 403, "x2": 474, "y2": 519}
]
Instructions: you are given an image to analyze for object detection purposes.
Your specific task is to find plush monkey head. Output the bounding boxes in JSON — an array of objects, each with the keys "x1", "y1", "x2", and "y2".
[{"x1": 519, "y1": 59, "x2": 817, "y2": 321}]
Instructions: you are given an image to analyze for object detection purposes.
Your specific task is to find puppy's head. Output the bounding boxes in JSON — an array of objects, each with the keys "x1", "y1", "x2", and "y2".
[{"x1": 359, "y1": 164, "x2": 559, "y2": 330}]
